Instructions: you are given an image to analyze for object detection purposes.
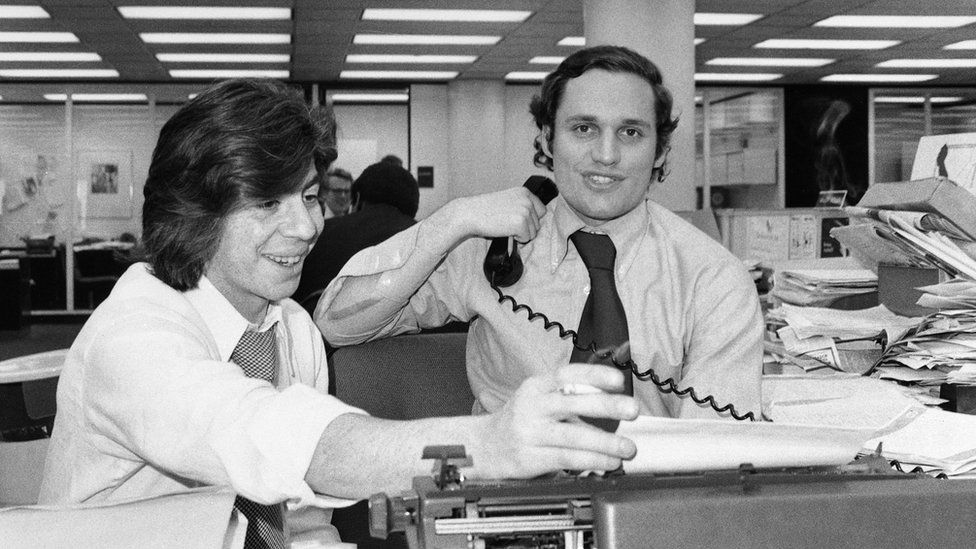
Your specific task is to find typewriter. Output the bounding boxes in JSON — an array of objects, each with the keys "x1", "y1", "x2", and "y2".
[{"x1": 368, "y1": 446, "x2": 976, "y2": 549}]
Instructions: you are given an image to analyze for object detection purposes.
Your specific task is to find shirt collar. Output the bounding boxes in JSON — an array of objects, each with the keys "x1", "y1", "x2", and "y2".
[
  {"x1": 184, "y1": 275, "x2": 283, "y2": 362},
  {"x1": 546, "y1": 195, "x2": 649, "y2": 279}
]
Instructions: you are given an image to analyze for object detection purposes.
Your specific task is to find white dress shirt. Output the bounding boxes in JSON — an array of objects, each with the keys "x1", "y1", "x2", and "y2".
[
  {"x1": 317, "y1": 196, "x2": 764, "y2": 420},
  {"x1": 39, "y1": 263, "x2": 363, "y2": 509}
]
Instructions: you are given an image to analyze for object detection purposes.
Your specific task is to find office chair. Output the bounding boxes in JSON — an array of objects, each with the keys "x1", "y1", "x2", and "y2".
[
  {"x1": 328, "y1": 332, "x2": 473, "y2": 549},
  {"x1": 73, "y1": 249, "x2": 122, "y2": 310}
]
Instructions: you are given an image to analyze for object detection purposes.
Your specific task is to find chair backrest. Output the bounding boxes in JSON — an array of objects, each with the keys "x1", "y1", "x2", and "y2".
[
  {"x1": 0, "y1": 438, "x2": 50, "y2": 506},
  {"x1": 330, "y1": 332, "x2": 473, "y2": 420}
]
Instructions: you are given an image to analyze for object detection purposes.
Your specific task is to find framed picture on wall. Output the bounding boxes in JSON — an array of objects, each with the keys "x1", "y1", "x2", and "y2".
[{"x1": 77, "y1": 150, "x2": 134, "y2": 219}]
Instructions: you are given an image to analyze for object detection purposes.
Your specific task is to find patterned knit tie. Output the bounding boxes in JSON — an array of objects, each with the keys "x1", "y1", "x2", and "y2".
[
  {"x1": 230, "y1": 323, "x2": 285, "y2": 549},
  {"x1": 569, "y1": 231, "x2": 633, "y2": 432}
]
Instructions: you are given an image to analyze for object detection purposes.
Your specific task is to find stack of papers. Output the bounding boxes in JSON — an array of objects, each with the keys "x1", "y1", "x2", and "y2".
[
  {"x1": 771, "y1": 303, "x2": 918, "y2": 341},
  {"x1": 875, "y1": 309, "x2": 976, "y2": 388},
  {"x1": 839, "y1": 206, "x2": 976, "y2": 279},
  {"x1": 865, "y1": 407, "x2": 976, "y2": 476},
  {"x1": 771, "y1": 267, "x2": 877, "y2": 307},
  {"x1": 917, "y1": 278, "x2": 976, "y2": 309},
  {"x1": 763, "y1": 374, "x2": 976, "y2": 476},
  {"x1": 764, "y1": 305, "x2": 917, "y2": 375}
]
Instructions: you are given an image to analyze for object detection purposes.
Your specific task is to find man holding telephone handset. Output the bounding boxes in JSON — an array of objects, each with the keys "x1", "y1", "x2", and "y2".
[{"x1": 316, "y1": 45, "x2": 763, "y2": 425}]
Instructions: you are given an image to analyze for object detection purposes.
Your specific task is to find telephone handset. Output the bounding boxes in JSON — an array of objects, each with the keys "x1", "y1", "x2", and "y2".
[
  {"x1": 482, "y1": 177, "x2": 757, "y2": 422},
  {"x1": 483, "y1": 175, "x2": 559, "y2": 287}
]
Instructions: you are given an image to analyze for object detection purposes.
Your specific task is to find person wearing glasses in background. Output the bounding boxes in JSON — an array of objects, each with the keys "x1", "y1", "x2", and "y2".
[{"x1": 322, "y1": 167, "x2": 353, "y2": 218}]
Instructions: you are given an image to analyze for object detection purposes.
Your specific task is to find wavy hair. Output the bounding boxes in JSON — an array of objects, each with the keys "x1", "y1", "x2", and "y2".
[{"x1": 140, "y1": 79, "x2": 338, "y2": 290}]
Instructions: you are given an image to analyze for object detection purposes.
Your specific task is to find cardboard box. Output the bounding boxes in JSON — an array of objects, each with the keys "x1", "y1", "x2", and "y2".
[{"x1": 858, "y1": 177, "x2": 976, "y2": 240}]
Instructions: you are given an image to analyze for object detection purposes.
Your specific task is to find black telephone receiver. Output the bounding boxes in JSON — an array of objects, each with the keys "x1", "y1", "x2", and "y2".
[
  {"x1": 483, "y1": 176, "x2": 757, "y2": 422},
  {"x1": 482, "y1": 175, "x2": 559, "y2": 287}
]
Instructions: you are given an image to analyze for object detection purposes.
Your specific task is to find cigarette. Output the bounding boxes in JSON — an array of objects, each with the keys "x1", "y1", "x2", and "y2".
[{"x1": 559, "y1": 384, "x2": 603, "y2": 395}]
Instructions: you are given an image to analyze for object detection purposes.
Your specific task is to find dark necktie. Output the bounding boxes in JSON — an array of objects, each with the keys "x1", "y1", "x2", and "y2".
[
  {"x1": 569, "y1": 231, "x2": 633, "y2": 432},
  {"x1": 230, "y1": 323, "x2": 286, "y2": 549}
]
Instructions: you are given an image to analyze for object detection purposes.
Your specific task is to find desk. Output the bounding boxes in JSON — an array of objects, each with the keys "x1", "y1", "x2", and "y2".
[
  {"x1": 0, "y1": 350, "x2": 65, "y2": 441},
  {"x1": 0, "y1": 350, "x2": 66, "y2": 384},
  {"x1": 0, "y1": 257, "x2": 28, "y2": 330}
]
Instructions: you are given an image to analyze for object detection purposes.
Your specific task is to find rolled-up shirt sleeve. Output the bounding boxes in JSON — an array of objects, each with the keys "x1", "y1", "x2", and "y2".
[{"x1": 315, "y1": 222, "x2": 471, "y2": 346}]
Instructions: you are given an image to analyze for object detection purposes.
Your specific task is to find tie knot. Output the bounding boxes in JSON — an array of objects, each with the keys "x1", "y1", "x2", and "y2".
[{"x1": 570, "y1": 231, "x2": 616, "y2": 271}]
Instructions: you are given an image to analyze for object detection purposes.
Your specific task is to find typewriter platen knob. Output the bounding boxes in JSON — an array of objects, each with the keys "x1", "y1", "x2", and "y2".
[{"x1": 368, "y1": 492, "x2": 414, "y2": 540}]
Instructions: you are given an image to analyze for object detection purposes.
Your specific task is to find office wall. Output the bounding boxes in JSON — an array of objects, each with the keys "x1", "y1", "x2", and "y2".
[
  {"x1": 332, "y1": 103, "x2": 408, "y2": 180},
  {"x1": 0, "y1": 104, "x2": 68, "y2": 247},
  {"x1": 72, "y1": 104, "x2": 157, "y2": 242}
]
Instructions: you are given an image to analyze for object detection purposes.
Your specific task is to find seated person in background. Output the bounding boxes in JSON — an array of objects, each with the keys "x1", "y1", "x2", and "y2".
[
  {"x1": 379, "y1": 153, "x2": 404, "y2": 168},
  {"x1": 321, "y1": 167, "x2": 353, "y2": 218},
  {"x1": 39, "y1": 79, "x2": 638, "y2": 548},
  {"x1": 293, "y1": 161, "x2": 420, "y2": 315},
  {"x1": 316, "y1": 45, "x2": 763, "y2": 422}
]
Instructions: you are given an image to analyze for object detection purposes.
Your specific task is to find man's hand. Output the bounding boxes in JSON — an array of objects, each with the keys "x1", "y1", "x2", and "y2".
[
  {"x1": 424, "y1": 187, "x2": 549, "y2": 253},
  {"x1": 469, "y1": 363, "x2": 639, "y2": 479}
]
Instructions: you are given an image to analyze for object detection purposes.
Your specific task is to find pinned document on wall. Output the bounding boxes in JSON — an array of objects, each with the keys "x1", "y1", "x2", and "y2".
[
  {"x1": 788, "y1": 214, "x2": 817, "y2": 260},
  {"x1": 747, "y1": 216, "x2": 790, "y2": 263},
  {"x1": 911, "y1": 133, "x2": 976, "y2": 194}
]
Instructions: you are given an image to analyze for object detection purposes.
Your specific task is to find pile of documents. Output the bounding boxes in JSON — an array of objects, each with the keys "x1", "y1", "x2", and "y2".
[
  {"x1": 764, "y1": 374, "x2": 976, "y2": 477},
  {"x1": 865, "y1": 407, "x2": 976, "y2": 476},
  {"x1": 874, "y1": 309, "x2": 976, "y2": 392},
  {"x1": 840, "y1": 206, "x2": 976, "y2": 279},
  {"x1": 765, "y1": 304, "x2": 916, "y2": 375},
  {"x1": 916, "y1": 278, "x2": 976, "y2": 309},
  {"x1": 769, "y1": 257, "x2": 878, "y2": 307}
]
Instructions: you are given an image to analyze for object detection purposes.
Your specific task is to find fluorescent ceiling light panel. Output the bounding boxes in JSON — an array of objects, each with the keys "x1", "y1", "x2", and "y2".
[
  {"x1": 815, "y1": 15, "x2": 976, "y2": 28},
  {"x1": 119, "y1": 6, "x2": 290, "y2": 19},
  {"x1": 0, "y1": 32, "x2": 78, "y2": 43},
  {"x1": 945, "y1": 41, "x2": 976, "y2": 50},
  {"x1": 353, "y1": 34, "x2": 499, "y2": 45},
  {"x1": 346, "y1": 54, "x2": 476, "y2": 64},
  {"x1": 505, "y1": 71, "x2": 550, "y2": 81},
  {"x1": 170, "y1": 69, "x2": 289, "y2": 78},
  {"x1": 529, "y1": 56, "x2": 565, "y2": 64},
  {"x1": 707, "y1": 57, "x2": 833, "y2": 67},
  {"x1": 874, "y1": 96, "x2": 964, "y2": 104},
  {"x1": 821, "y1": 73, "x2": 937, "y2": 82},
  {"x1": 694, "y1": 73, "x2": 782, "y2": 82},
  {"x1": 156, "y1": 53, "x2": 289, "y2": 63},
  {"x1": 558, "y1": 36, "x2": 585, "y2": 47},
  {"x1": 141, "y1": 33, "x2": 290, "y2": 44},
  {"x1": 330, "y1": 93, "x2": 409, "y2": 103},
  {"x1": 340, "y1": 70, "x2": 458, "y2": 80},
  {"x1": 878, "y1": 59, "x2": 976, "y2": 68},
  {"x1": 44, "y1": 93, "x2": 147, "y2": 102},
  {"x1": 694, "y1": 13, "x2": 762, "y2": 26},
  {"x1": 755, "y1": 39, "x2": 898, "y2": 50},
  {"x1": 0, "y1": 69, "x2": 118, "y2": 77},
  {"x1": 361, "y1": 9, "x2": 530, "y2": 22},
  {"x1": 0, "y1": 6, "x2": 49, "y2": 18},
  {"x1": 0, "y1": 52, "x2": 100, "y2": 62}
]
